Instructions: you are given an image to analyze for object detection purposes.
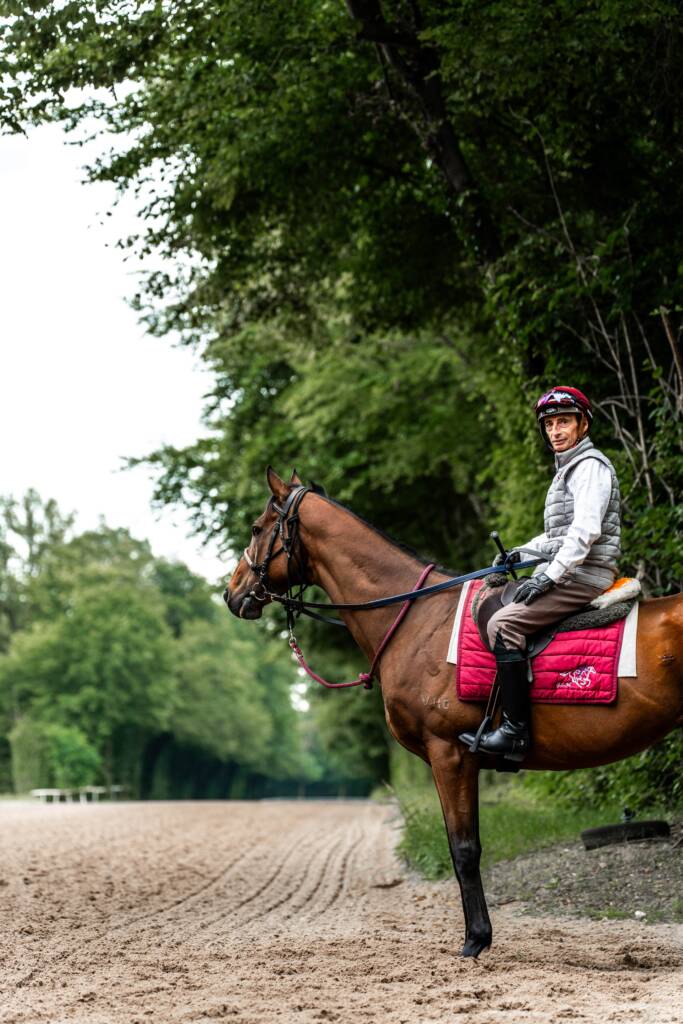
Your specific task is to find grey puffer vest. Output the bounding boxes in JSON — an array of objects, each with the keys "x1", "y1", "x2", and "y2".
[{"x1": 534, "y1": 436, "x2": 621, "y2": 590}]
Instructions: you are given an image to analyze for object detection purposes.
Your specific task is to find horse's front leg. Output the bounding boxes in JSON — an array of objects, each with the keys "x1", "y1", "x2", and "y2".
[{"x1": 428, "y1": 743, "x2": 491, "y2": 958}]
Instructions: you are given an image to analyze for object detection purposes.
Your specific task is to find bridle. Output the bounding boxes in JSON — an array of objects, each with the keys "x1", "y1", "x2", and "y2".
[{"x1": 241, "y1": 485, "x2": 314, "y2": 625}]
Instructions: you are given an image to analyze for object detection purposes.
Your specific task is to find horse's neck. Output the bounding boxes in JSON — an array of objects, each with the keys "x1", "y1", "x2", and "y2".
[{"x1": 300, "y1": 499, "x2": 427, "y2": 662}]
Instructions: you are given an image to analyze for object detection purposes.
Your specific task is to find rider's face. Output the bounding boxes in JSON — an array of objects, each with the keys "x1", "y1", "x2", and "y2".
[{"x1": 544, "y1": 413, "x2": 586, "y2": 452}]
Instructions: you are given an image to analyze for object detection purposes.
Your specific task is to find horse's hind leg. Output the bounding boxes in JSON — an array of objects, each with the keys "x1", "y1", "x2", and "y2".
[{"x1": 429, "y1": 744, "x2": 491, "y2": 957}]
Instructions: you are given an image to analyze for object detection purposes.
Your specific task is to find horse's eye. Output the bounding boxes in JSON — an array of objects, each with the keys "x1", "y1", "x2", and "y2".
[{"x1": 251, "y1": 525, "x2": 262, "y2": 537}]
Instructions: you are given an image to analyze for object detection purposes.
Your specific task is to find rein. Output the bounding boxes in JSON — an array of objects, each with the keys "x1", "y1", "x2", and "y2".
[
  {"x1": 289, "y1": 562, "x2": 436, "y2": 690},
  {"x1": 235, "y1": 485, "x2": 542, "y2": 691},
  {"x1": 270, "y1": 558, "x2": 542, "y2": 616}
]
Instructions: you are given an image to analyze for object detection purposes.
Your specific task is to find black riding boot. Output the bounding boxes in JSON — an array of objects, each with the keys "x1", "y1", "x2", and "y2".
[{"x1": 459, "y1": 659, "x2": 531, "y2": 762}]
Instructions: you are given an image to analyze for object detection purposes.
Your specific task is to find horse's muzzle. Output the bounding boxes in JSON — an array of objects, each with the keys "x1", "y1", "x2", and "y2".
[{"x1": 224, "y1": 588, "x2": 264, "y2": 620}]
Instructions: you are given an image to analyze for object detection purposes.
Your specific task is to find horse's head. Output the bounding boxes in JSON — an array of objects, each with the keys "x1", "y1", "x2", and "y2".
[{"x1": 224, "y1": 466, "x2": 311, "y2": 620}]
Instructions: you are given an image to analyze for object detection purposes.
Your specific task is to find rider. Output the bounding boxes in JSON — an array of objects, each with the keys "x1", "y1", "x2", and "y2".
[{"x1": 459, "y1": 386, "x2": 621, "y2": 761}]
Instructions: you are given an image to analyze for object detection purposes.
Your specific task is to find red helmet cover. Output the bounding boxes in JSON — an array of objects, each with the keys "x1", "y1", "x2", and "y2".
[{"x1": 535, "y1": 386, "x2": 593, "y2": 423}]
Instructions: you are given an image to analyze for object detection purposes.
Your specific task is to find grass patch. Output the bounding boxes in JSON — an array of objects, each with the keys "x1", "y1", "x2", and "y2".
[
  {"x1": 396, "y1": 783, "x2": 623, "y2": 879},
  {"x1": 585, "y1": 907, "x2": 630, "y2": 921}
]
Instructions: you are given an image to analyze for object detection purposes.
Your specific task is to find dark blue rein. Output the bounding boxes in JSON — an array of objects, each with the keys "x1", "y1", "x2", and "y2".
[
  {"x1": 269, "y1": 558, "x2": 541, "y2": 624},
  {"x1": 270, "y1": 561, "x2": 540, "y2": 614}
]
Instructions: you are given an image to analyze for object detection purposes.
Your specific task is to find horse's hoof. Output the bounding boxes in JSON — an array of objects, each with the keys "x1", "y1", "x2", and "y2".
[{"x1": 461, "y1": 935, "x2": 491, "y2": 958}]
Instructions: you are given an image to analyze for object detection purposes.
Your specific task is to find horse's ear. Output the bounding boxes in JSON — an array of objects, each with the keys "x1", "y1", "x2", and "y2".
[
  {"x1": 309, "y1": 479, "x2": 327, "y2": 496},
  {"x1": 289, "y1": 469, "x2": 303, "y2": 485},
  {"x1": 266, "y1": 466, "x2": 290, "y2": 503}
]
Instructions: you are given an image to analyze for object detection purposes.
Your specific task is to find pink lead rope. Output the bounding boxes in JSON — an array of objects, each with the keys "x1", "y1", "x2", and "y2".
[{"x1": 289, "y1": 563, "x2": 436, "y2": 689}]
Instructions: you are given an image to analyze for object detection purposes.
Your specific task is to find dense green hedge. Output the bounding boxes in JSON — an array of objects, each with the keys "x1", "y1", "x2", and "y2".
[{"x1": 524, "y1": 733, "x2": 683, "y2": 813}]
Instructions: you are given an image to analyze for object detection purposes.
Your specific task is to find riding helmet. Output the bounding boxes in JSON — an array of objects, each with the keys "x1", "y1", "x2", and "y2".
[{"x1": 535, "y1": 386, "x2": 593, "y2": 447}]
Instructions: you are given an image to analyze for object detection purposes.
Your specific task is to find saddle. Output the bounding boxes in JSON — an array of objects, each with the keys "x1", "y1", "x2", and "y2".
[{"x1": 472, "y1": 578, "x2": 636, "y2": 659}]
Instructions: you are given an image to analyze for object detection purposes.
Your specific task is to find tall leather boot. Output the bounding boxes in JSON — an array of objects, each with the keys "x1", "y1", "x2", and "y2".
[{"x1": 459, "y1": 659, "x2": 531, "y2": 762}]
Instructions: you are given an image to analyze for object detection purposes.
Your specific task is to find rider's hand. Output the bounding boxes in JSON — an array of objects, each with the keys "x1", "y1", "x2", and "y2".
[
  {"x1": 512, "y1": 572, "x2": 554, "y2": 605},
  {"x1": 493, "y1": 550, "x2": 522, "y2": 569}
]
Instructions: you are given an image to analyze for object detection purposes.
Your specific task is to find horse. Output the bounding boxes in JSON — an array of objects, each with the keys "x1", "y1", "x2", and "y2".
[{"x1": 224, "y1": 467, "x2": 683, "y2": 957}]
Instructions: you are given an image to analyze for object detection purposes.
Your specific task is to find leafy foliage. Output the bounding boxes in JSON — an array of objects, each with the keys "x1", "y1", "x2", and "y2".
[
  {"x1": 9, "y1": 718, "x2": 101, "y2": 791},
  {"x1": 1, "y1": 2, "x2": 681, "y2": 804},
  {"x1": 3, "y1": 0, "x2": 679, "y2": 580},
  {"x1": 397, "y1": 784, "x2": 625, "y2": 877},
  {"x1": 3, "y1": 583, "x2": 175, "y2": 749},
  {"x1": 525, "y1": 733, "x2": 683, "y2": 813},
  {"x1": 0, "y1": 489, "x2": 74, "y2": 647},
  {"x1": 0, "y1": 496, "x2": 320, "y2": 796},
  {"x1": 171, "y1": 616, "x2": 308, "y2": 780}
]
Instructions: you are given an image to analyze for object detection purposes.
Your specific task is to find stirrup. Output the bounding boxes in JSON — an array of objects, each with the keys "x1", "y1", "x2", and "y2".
[
  {"x1": 466, "y1": 714, "x2": 493, "y2": 754},
  {"x1": 498, "y1": 740, "x2": 528, "y2": 763}
]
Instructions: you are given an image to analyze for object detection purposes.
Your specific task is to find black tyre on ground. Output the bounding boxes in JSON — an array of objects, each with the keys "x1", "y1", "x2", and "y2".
[{"x1": 581, "y1": 820, "x2": 670, "y2": 851}]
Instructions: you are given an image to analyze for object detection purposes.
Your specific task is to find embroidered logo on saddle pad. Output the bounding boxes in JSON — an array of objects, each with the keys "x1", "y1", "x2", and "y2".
[
  {"x1": 557, "y1": 664, "x2": 597, "y2": 689},
  {"x1": 452, "y1": 580, "x2": 630, "y2": 705}
]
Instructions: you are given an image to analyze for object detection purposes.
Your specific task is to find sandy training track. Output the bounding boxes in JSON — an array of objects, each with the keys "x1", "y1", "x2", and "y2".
[{"x1": 0, "y1": 800, "x2": 681, "y2": 1024}]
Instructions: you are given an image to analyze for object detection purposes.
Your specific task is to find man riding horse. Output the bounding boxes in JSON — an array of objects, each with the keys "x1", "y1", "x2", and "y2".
[{"x1": 459, "y1": 386, "x2": 621, "y2": 761}]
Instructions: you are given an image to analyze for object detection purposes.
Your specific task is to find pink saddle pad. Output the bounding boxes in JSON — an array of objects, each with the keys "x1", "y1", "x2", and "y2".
[{"x1": 455, "y1": 580, "x2": 625, "y2": 705}]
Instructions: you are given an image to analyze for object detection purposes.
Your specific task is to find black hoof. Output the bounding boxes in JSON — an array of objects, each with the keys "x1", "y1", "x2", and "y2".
[{"x1": 461, "y1": 935, "x2": 492, "y2": 958}]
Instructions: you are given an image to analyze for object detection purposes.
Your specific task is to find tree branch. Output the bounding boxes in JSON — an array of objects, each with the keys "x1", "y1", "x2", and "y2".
[
  {"x1": 345, "y1": 0, "x2": 500, "y2": 261},
  {"x1": 659, "y1": 306, "x2": 683, "y2": 415}
]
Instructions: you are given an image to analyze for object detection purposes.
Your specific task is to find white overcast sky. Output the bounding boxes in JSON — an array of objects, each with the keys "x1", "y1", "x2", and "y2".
[{"x1": 0, "y1": 124, "x2": 230, "y2": 583}]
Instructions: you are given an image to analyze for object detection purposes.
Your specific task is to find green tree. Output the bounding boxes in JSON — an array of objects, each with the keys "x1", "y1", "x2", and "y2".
[
  {"x1": 173, "y1": 616, "x2": 282, "y2": 772},
  {"x1": 152, "y1": 559, "x2": 216, "y2": 638},
  {"x1": 0, "y1": 580, "x2": 176, "y2": 780},
  {"x1": 310, "y1": 677, "x2": 392, "y2": 786},
  {"x1": 0, "y1": 489, "x2": 74, "y2": 645},
  {"x1": 2, "y1": 2, "x2": 681, "y2": 798},
  {"x1": 0, "y1": 505, "x2": 316, "y2": 798},
  {"x1": 9, "y1": 718, "x2": 101, "y2": 792},
  {"x1": 3, "y1": 0, "x2": 679, "y2": 586}
]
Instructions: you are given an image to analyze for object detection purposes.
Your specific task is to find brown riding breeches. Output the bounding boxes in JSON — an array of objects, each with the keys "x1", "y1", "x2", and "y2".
[{"x1": 484, "y1": 579, "x2": 604, "y2": 656}]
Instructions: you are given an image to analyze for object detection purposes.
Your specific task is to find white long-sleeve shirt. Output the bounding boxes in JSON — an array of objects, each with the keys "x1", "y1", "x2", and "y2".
[{"x1": 517, "y1": 457, "x2": 613, "y2": 583}]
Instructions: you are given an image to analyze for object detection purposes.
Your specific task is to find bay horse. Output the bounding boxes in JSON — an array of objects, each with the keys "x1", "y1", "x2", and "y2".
[{"x1": 225, "y1": 467, "x2": 683, "y2": 957}]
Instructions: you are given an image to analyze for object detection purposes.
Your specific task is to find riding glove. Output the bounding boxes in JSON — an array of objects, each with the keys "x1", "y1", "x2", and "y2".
[
  {"x1": 493, "y1": 550, "x2": 522, "y2": 569},
  {"x1": 512, "y1": 572, "x2": 554, "y2": 605}
]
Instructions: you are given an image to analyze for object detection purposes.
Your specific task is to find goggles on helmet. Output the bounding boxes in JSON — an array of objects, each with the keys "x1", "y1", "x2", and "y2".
[{"x1": 535, "y1": 387, "x2": 592, "y2": 422}]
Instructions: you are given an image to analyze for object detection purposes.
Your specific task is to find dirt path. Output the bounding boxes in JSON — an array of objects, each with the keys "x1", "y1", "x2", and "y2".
[{"x1": 0, "y1": 800, "x2": 681, "y2": 1024}]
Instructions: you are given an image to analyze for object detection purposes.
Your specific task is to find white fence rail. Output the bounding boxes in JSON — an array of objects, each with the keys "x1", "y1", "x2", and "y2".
[{"x1": 30, "y1": 786, "x2": 125, "y2": 803}]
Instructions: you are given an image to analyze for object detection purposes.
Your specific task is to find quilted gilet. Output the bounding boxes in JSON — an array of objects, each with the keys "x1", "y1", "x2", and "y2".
[{"x1": 538, "y1": 436, "x2": 621, "y2": 589}]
